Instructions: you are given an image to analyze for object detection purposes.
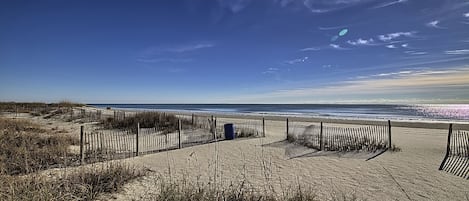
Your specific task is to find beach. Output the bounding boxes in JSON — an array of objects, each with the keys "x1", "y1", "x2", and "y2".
[
  {"x1": 3, "y1": 106, "x2": 467, "y2": 200},
  {"x1": 111, "y1": 117, "x2": 467, "y2": 200}
]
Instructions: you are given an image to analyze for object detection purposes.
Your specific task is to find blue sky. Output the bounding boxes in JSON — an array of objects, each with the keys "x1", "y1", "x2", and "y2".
[{"x1": 1, "y1": 0, "x2": 469, "y2": 104}]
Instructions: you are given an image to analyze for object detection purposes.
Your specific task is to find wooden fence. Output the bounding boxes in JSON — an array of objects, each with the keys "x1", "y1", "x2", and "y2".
[
  {"x1": 79, "y1": 115, "x2": 265, "y2": 164},
  {"x1": 439, "y1": 124, "x2": 469, "y2": 179},
  {"x1": 287, "y1": 119, "x2": 391, "y2": 152}
]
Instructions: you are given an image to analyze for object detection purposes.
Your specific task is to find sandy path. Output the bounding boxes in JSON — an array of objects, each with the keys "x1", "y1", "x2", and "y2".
[{"x1": 112, "y1": 119, "x2": 468, "y2": 201}]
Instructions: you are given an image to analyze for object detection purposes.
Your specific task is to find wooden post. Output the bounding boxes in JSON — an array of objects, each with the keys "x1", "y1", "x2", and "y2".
[
  {"x1": 211, "y1": 115, "x2": 215, "y2": 139},
  {"x1": 178, "y1": 119, "x2": 182, "y2": 149},
  {"x1": 136, "y1": 123, "x2": 140, "y2": 156},
  {"x1": 320, "y1": 122, "x2": 323, "y2": 151},
  {"x1": 214, "y1": 118, "x2": 217, "y2": 140},
  {"x1": 387, "y1": 120, "x2": 392, "y2": 149},
  {"x1": 191, "y1": 114, "x2": 194, "y2": 125},
  {"x1": 262, "y1": 118, "x2": 265, "y2": 137},
  {"x1": 439, "y1": 124, "x2": 453, "y2": 170},
  {"x1": 286, "y1": 118, "x2": 289, "y2": 137},
  {"x1": 80, "y1": 125, "x2": 84, "y2": 164}
]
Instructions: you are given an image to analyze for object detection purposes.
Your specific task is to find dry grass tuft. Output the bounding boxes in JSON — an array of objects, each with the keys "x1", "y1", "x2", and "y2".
[
  {"x1": 0, "y1": 118, "x2": 77, "y2": 175},
  {"x1": 0, "y1": 162, "x2": 145, "y2": 201},
  {"x1": 140, "y1": 176, "x2": 318, "y2": 201},
  {"x1": 101, "y1": 112, "x2": 190, "y2": 132}
]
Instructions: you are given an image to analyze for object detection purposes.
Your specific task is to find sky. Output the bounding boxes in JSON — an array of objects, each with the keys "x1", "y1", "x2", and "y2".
[{"x1": 1, "y1": 0, "x2": 469, "y2": 104}]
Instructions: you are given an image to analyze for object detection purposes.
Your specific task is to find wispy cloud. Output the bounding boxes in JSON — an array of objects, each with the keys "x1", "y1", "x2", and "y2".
[
  {"x1": 138, "y1": 42, "x2": 215, "y2": 63},
  {"x1": 218, "y1": 0, "x2": 252, "y2": 13},
  {"x1": 302, "y1": 0, "x2": 373, "y2": 13},
  {"x1": 240, "y1": 66, "x2": 469, "y2": 103},
  {"x1": 318, "y1": 25, "x2": 347, "y2": 30},
  {"x1": 404, "y1": 50, "x2": 427, "y2": 55},
  {"x1": 378, "y1": 31, "x2": 415, "y2": 41},
  {"x1": 300, "y1": 47, "x2": 320, "y2": 51},
  {"x1": 401, "y1": 43, "x2": 409, "y2": 48},
  {"x1": 347, "y1": 38, "x2": 375, "y2": 46},
  {"x1": 426, "y1": 20, "x2": 446, "y2": 29},
  {"x1": 262, "y1": 67, "x2": 280, "y2": 74},
  {"x1": 386, "y1": 44, "x2": 397, "y2": 49},
  {"x1": 371, "y1": 0, "x2": 407, "y2": 9},
  {"x1": 356, "y1": 70, "x2": 414, "y2": 79},
  {"x1": 285, "y1": 56, "x2": 308, "y2": 64},
  {"x1": 169, "y1": 43, "x2": 215, "y2": 53},
  {"x1": 142, "y1": 42, "x2": 215, "y2": 55},
  {"x1": 136, "y1": 58, "x2": 193, "y2": 63},
  {"x1": 464, "y1": 12, "x2": 469, "y2": 18},
  {"x1": 329, "y1": 44, "x2": 348, "y2": 50},
  {"x1": 445, "y1": 49, "x2": 469, "y2": 55}
]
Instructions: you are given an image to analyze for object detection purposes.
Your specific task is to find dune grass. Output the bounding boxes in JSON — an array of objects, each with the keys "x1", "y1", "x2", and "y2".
[
  {"x1": 0, "y1": 101, "x2": 84, "y2": 115},
  {"x1": 0, "y1": 116, "x2": 144, "y2": 201},
  {"x1": 100, "y1": 111, "x2": 190, "y2": 133},
  {"x1": 0, "y1": 162, "x2": 145, "y2": 201},
  {"x1": 0, "y1": 118, "x2": 79, "y2": 175}
]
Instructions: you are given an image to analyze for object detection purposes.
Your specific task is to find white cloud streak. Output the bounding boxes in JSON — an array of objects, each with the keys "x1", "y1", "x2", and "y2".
[
  {"x1": 378, "y1": 31, "x2": 415, "y2": 41},
  {"x1": 239, "y1": 67, "x2": 469, "y2": 103},
  {"x1": 445, "y1": 49, "x2": 469, "y2": 55},
  {"x1": 386, "y1": 44, "x2": 397, "y2": 49},
  {"x1": 329, "y1": 44, "x2": 348, "y2": 50},
  {"x1": 404, "y1": 50, "x2": 427, "y2": 55},
  {"x1": 262, "y1": 67, "x2": 280, "y2": 74},
  {"x1": 371, "y1": 0, "x2": 407, "y2": 9},
  {"x1": 464, "y1": 12, "x2": 469, "y2": 17},
  {"x1": 347, "y1": 38, "x2": 375, "y2": 46},
  {"x1": 285, "y1": 57, "x2": 308, "y2": 64},
  {"x1": 318, "y1": 25, "x2": 347, "y2": 30},
  {"x1": 302, "y1": 0, "x2": 373, "y2": 13},
  {"x1": 300, "y1": 47, "x2": 321, "y2": 51},
  {"x1": 136, "y1": 58, "x2": 193, "y2": 63},
  {"x1": 169, "y1": 43, "x2": 215, "y2": 53},
  {"x1": 426, "y1": 20, "x2": 445, "y2": 29}
]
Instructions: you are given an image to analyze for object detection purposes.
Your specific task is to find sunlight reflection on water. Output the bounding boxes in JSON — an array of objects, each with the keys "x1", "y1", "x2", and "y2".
[{"x1": 411, "y1": 104, "x2": 469, "y2": 120}]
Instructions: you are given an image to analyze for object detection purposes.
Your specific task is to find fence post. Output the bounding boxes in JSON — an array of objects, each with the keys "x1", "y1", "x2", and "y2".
[
  {"x1": 214, "y1": 118, "x2": 217, "y2": 140},
  {"x1": 286, "y1": 118, "x2": 289, "y2": 137},
  {"x1": 191, "y1": 114, "x2": 194, "y2": 125},
  {"x1": 136, "y1": 123, "x2": 139, "y2": 156},
  {"x1": 439, "y1": 123, "x2": 453, "y2": 170},
  {"x1": 262, "y1": 118, "x2": 265, "y2": 137},
  {"x1": 80, "y1": 125, "x2": 84, "y2": 164},
  {"x1": 178, "y1": 119, "x2": 182, "y2": 149},
  {"x1": 387, "y1": 120, "x2": 392, "y2": 149},
  {"x1": 211, "y1": 115, "x2": 215, "y2": 139},
  {"x1": 320, "y1": 122, "x2": 323, "y2": 151}
]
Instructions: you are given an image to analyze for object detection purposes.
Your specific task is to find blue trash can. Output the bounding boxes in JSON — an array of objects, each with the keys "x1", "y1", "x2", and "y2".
[{"x1": 224, "y1": 123, "x2": 235, "y2": 140}]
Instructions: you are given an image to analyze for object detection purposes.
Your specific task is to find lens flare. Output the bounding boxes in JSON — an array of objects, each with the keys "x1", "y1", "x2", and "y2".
[{"x1": 339, "y1": 28, "x2": 348, "y2": 36}]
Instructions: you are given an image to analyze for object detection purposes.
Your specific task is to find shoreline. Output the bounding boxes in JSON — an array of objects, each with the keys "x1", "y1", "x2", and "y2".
[{"x1": 87, "y1": 105, "x2": 469, "y2": 130}]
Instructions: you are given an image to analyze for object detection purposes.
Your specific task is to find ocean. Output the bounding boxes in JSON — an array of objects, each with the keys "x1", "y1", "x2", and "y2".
[{"x1": 90, "y1": 104, "x2": 469, "y2": 123}]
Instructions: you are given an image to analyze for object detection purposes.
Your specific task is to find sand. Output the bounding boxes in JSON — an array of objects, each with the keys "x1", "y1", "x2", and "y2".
[
  {"x1": 2, "y1": 108, "x2": 467, "y2": 200},
  {"x1": 111, "y1": 116, "x2": 467, "y2": 201}
]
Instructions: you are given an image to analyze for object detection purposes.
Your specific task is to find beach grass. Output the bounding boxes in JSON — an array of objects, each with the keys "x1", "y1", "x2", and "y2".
[
  {"x1": 100, "y1": 111, "x2": 191, "y2": 132},
  {"x1": 0, "y1": 118, "x2": 78, "y2": 175},
  {"x1": 0, "y1": 162, "x2": 144, "y2": 201}
]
